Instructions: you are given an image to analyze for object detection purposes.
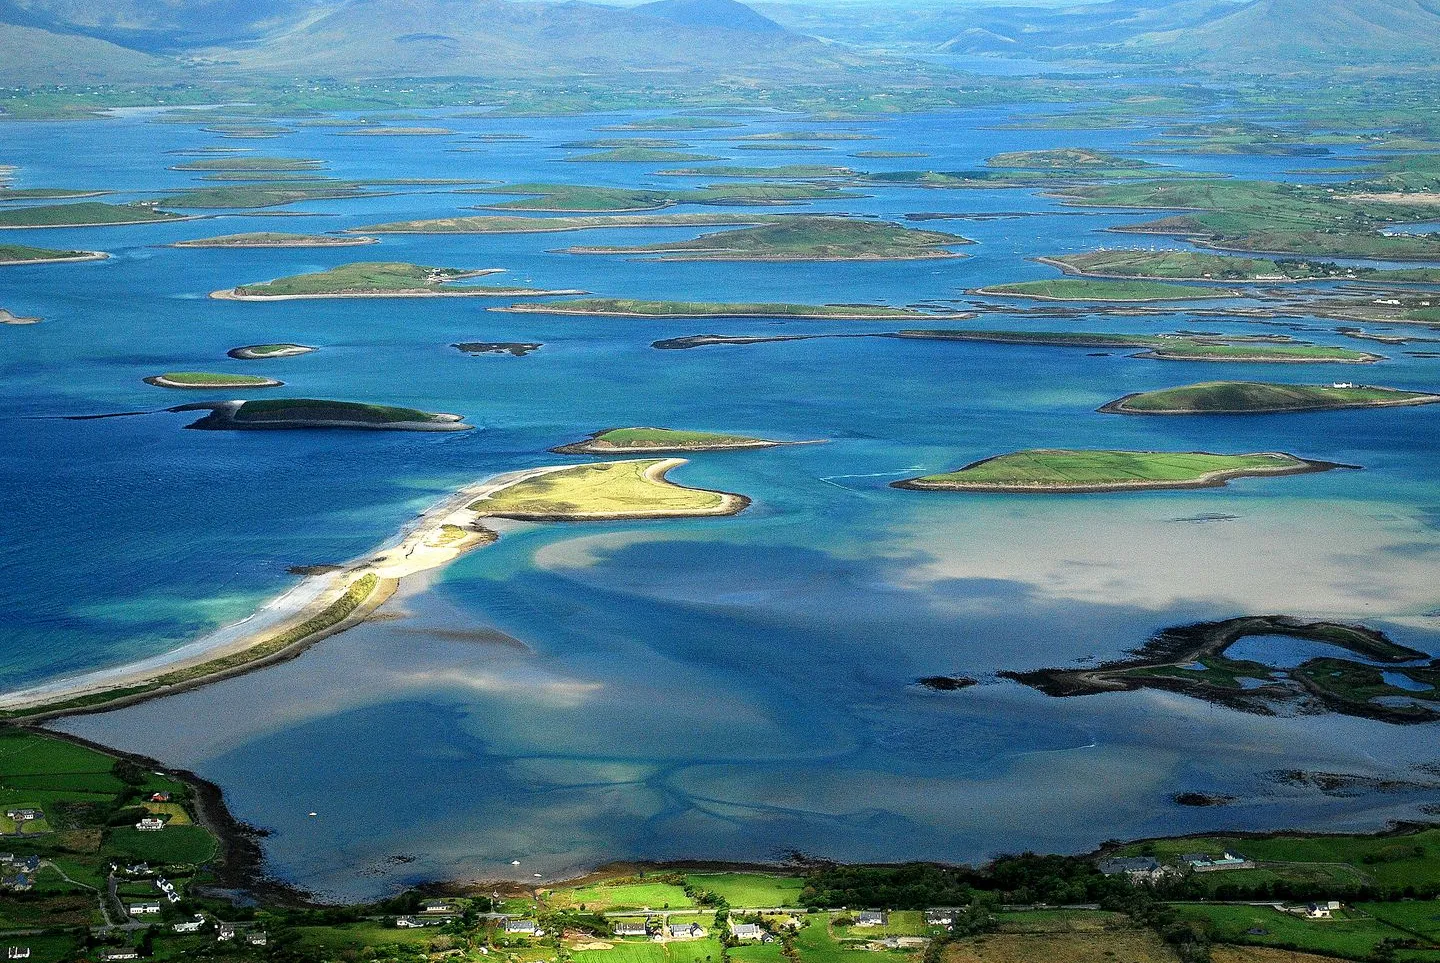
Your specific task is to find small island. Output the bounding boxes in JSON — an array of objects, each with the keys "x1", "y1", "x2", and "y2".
[
  {"x1": 144, "y1": 371, "x2": 283, "y2": 389},
  {"x1": 1100, "y1": 381, "x2": 1440, "y2": 415},
  {"x1": 228, "y1": 343, "x2": 316, "y2": 360},
  {"x1": 974, "y1": 278, "x2": 1239, "y2": 301},
  {"x1": 174, "y1": 232, "x2": 380, "y2": 248},
  {"x1": 893, "y1": 449, "x2": 1347, "y2": 494},
  {"x1": 495, "y1": 298, "x2": 971, "y2": 320},
  {"x1": 564, "y1": 148, "x2": 721, "y2": 163},
  {"x1": 470, "y1": 459, "x2": 749, "y2": 521},
  {"x1": 472, "y1": 183, "x2": 852, "y2": 212},
  {"x1": 1, "y1": 308, "x2": 41, "y2": 325},
  {"x1": 169, "y1": 156, "x2": 325, "y2": 172},
  {"x1": 564, "y1": 217, "x2": 972, "y2": 261},
  {"x1": 657, "y1": 164, "x2": 858, "y2": 178},
  {"x1": 453, "y1": 342, "x2": 543, "y2": 356},
  {"x1": 172, "y1": 399, "x2": 473, "y2": 431},
  {"x1": 0, "y1": 202, "x2": 188, "y2": 229},
  {"x1": 0, "y1": 243, "x2": 108, "y2": 265},
  {"x1": 213, "y1": 262, "x2": 584, "y2": 300},
  {"x1": 351, "y1": 213, "x2": 767, "y2": 234},
  {"x1": 552, "y1": 427, "x2": 788, "y2": 455}
]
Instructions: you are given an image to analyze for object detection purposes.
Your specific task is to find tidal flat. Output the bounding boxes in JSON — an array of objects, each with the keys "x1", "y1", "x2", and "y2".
[{"x1": 1, "y1": 105, "x2": 1436, "y2": 902}]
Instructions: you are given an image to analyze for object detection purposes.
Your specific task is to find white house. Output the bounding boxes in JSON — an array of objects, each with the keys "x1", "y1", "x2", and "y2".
[
  {"x1": 128, "y1": 903, "x2": 162, "y2": 916},
  {"x1": 172, "y1": 922, "x2": 203, "y2": 934},
  {"x1": 7, "y1": 948, "x2": 30, "y2": 960},
  {"x1": 1305, "y1": 903, "x2": 1332, "y2": 919},
  {"x1": 614, "y1": 922, "x2": 649, "y2": 937},
  {"x1": 135, "y1": 818, "x2": 165, "y2": 832},
  {"x1": 856, "y1": 911, "x2": 887, "y2": 927},
  {"x1": 730, "y1": 923, "x2": 764, "y2": 941},
  {"x1": 505, "y1": 919, "x2": 539, "y2": 935},
  {"x1": 668, "y1": 923, "x2": 706, "y2": 940}
]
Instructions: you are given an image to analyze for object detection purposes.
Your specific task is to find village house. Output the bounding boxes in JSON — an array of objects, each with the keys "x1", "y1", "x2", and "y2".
[
  {"x1": 1305, "y1": 901, "x2": 1342, "y2": 919},
  {"x1": 924, "y1": 910, "x2": 955, "y2": 927},
  {"x1": 134, "y1": 818, "x2": 165, "y2": 832},
  {"x1": 668, "y1": 923, "x2": 706, "y2": 940},
  {"x1": 2, "y1": 874, "x2": 32, "y2": 893},
  {"x1": 216, "y1": 924, "x2": 236, "y2": 942},
  {"x1": 420, "y1": 899, "x2": 459, "y2": 915},
  {"x1": 396, "y1": 917, "x2": 441, "y2": 929},
  {"x1": 504, "y1": 919, "x2": 539, "y2": 935},
  {"x1": 97, "y1": 950, "x2": 139, "y2": 962},
  {"x1": 730, "y1": 923, "x2": 764, "y2": 941},
  {"x1": 856, "y1": 911, "x2": 887, "y2": 927},
  {"x1": 1097, "y1": 856, "x2": 1168, "y2": 884},
  {"x1": 149, "y1": 792, "x2": 172, "y2": 803},
  {"x1": 3, "y1": 810, "x2": 41, "y2": 823},
  {"x1": 6, "y1": 948, "x2": 30, "y2": 960},
  {"x1": 172, "y1": 921, "x2": 203, "y2": 934},
  {"x1": 128, "y1": 903, "x2": 162, "y2": 916},
  {"x1": 613, "y1": 921, "x2": 650, "y2": 937},
  {"x1": 246, "y1": 933, "x2": 268, "y2": 947},
  {"x1": 1184, "y1": 852, "x2": 1255, "y2": 872}
]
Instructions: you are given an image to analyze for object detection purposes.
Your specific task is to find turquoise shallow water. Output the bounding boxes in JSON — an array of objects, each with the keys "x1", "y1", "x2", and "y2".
[{"x1": 1, "y1": 106, "x2": 1437, "y2": 900}]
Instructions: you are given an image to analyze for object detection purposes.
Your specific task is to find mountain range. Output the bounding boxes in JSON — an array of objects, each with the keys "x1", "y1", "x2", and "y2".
[{"x1": 0, "y1": 0, "x2": 1437, "y2": 85}]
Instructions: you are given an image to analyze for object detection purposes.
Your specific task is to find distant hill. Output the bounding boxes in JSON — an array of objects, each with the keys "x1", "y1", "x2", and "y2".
[
  {"x1": 217, "y1": 0, "x2": 846, "y2": 80},
  {"x1": 0, "y1": 0, "x2": 326, "y2": 50},
  {"x1": 1128, "y1": 0, "x2": 1440, "y2": 64},
  {"x1": 633, "y1": 0, "x2": 784, "y2": 33},
  {"x1": 0, "y1": 19, "x2": 173, "y2": 83}
]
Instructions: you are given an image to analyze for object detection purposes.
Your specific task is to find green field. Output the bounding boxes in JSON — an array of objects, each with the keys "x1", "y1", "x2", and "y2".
[
  {"x1": 977, "y1": 278, "x2": 1237, "y2": 301},
  {"x1": 500, "y1": 298, "x2": 952, "y2": 318},
  {"x1": 556, "y1": 878, "x2": 694, "y2": 910},
  {"x1": 1104, "y1": 381, "x2": 1438, "y2": 413},
  {"x1": 0, "y1": 188, "x2": 108, "y2": 200},
  {"x1": 793, "y1": 919, "x2": 910, "y2": 963},
  {"x1": 0, "y1": 202, "x2": 185, "y2": 228},
  {"x1": 685, "y1": 872, "x2": 806, "y2": 906},
  {"x1": 567, "y1": 216, "x2": 970, "y2": 260},
  {"x1": 230, "y1": 261, "x2": 501, "y2": 297},
  {"x1": 473, "y1": 460, "x2": 743, "y2": 520},
  {"x1": 1040, "y1": 249, "x2": 1348, "y2": 281},
  {"x1": 1175, "y1": 904, "x2": 1437, "y2": 961},
  {"x1": 293, "y1": 921, "x2": 441, "y2": 952},
  {"x1": 897, "y1": 449, "x2": 1318, "y2": 492}
]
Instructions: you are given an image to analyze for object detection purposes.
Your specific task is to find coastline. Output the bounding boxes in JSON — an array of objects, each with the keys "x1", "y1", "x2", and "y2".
[
  {"x1": 0, "y1": 251, "x2": 110, "y2": 265},
  {"x1": 0, "y1": 467, "x2": 562, "y2": 721},
  {"x1": 144, "y1": 375, "x2": 284, "y2": 389}
]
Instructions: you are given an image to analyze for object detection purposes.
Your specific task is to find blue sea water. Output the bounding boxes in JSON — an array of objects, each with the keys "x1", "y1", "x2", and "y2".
[{"x1": 1, "y1": 106, "x2": 1438, "y2": 899}]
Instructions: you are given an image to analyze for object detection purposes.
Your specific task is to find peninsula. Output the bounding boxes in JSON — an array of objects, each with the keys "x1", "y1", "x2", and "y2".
[
  {"x1": 893, "y1": 449, "x2": 1347, "y2": 493},
  {"x1": 552, "y1": 427, "x2": 788, "y2": 455},
  {"x1": 171, "y1": 399, "x2": 473, "y2": 431},
  {"x1": 0, "y1": 461, "x2": 747, "y2": 719},
  {"x1": 212, "y1": 262, "x2": 584, "y2": 300},
  {"x1": 174, "y1": 232, "x2": 380, "y2": 248},
  {"x1": 1100, "y1": 381, "x2": 1440, "y2": 414},
  {"x1": 495, "y1": 298, "x2": 971, "y2": 320},
  {"x1": 470, "y1": 459, "x2": 750, "y2": 520},
  {"x1": 144, "y1": 372, "x2": 283, "y2": 389}
]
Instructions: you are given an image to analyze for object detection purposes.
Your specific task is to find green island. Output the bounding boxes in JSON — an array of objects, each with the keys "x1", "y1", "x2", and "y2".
[
  {"x1": 168, "y1": 156, "x2": 325, "y2": 172},
  {"x1": 1002, "y1": 615, "x2": 1439, "y2": 724},
  {"x1": 494, "y1": 298, "x2": 970, "y2": 319},
  {"x1": 853, "y1": 150, "x2": 930, "y2": 158},
  {"x1": 894, "y1": 329, "x2": 1383, "y2": 363},
  {"x1": 987, "y1": 147, "x2": 1153, "y2": 169},
  {"x1": 335, "y1": 126, "x2": 455, "y2": 136},
  {"x1": 1100, "y1": 381, "x2": 1440, "y2": 414},
  {"x1": 0, "y1": 202, "x2": 188, "y2": 229},
  {"x1": 558, "y1": 138, "x2": 689, "y2": 149},
  {"x1": 738, "y1": 131, "x2": 875, "y2": 142},
  {"x1": 352, "y1": 213, "x2": 769, "y2": 234},
  {"x1": 735, "y1": 142, "x2": 831, "y2": 151},
  {"x1": 215, "y1": 262, "x2": 584, "y2": 300},
  {"x1": 893, "y1": 449, "x2": 1344, "y2": 494},
  {"x1": 471, "y1": 459, "x2": 749, "y2": 520},
  {"x1": 174, "y1": 231, "x2": 379, "y2": 247},
  {"x1": 227, "y1": 343, "x2": 316, "y2": 360},
  {"x1": 564, "y1": 148, "x2": 722, "y2": 163},
  {"x1": 975, "y1": 278, "x2": 1239, "y2": 301},
  {"x1": 173, "y1": 399, "x2": 473, "y2": 431},
  {"x1": 0, "y1": 243, "x2": 107, "y2": 264},
  {"x1": 564, "y1": 216, "x2": 972, "y2": 261},
  {"x1": 143, "y1": 372, "x2": 283, "y2": 389},
  {"x1": 552, "y1": 427, "x2": 788, "y2": 455},
  {"x1": 472, "y1": 183, "x2": 856, "y2": 211},
  {"x1": 2, "y1": 722, "x2": 1440, "y2": 963},
  {"x1": 1040, "y1": 249, "x2": 1440, "y2": 285},
  {"x1": 658, "y1": 164, "x2": 859, "y2": 178}
]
